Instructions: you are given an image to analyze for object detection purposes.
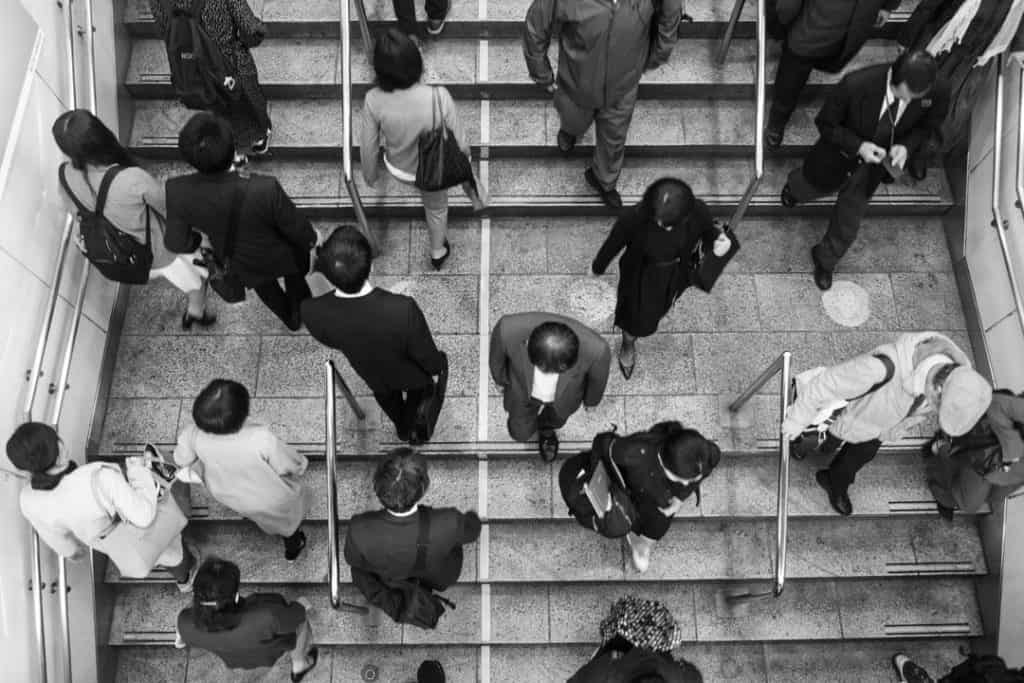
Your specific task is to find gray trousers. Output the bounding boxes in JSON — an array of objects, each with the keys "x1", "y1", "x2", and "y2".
[
  {"x1": 926, "y1": 454, "x2": 994, "y2": 513},
  {"x1": 554, "y1": 86, "x2": 639, "y2": 191}
]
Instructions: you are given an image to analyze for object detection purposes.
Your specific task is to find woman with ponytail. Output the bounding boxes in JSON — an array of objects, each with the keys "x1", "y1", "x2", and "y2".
[{"x1": 6, "y1": 422, "x2": 197, "y2": 589}]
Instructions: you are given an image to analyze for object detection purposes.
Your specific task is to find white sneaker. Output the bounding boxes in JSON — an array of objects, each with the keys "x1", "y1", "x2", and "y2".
[{"x1": 628, "y1": 534, "x2": 653, "y2": 573}]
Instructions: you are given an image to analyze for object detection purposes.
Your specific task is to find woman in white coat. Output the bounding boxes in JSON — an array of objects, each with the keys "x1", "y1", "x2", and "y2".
[
  {"x1": 7, "y1": 422, "x2": 197, "y2": 589},
  {"x1": 173, "y1": 379, "x2": 312, "y2": 561}
]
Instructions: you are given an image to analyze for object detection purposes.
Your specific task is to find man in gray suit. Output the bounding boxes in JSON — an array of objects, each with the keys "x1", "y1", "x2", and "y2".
[{"x1": 490, "y1": 312, "x2": 612, "y2": 461}]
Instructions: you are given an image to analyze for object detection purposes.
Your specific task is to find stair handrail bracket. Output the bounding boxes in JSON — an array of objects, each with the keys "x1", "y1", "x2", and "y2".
[{"x1": 727, "y1": 351, "x2": 794, "y2": 601}]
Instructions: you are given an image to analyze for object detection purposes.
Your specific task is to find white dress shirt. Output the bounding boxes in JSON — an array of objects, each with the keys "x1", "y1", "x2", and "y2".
[
  {"x1": 880, "y1": 72, "x2": 909, "y2": 127},
  {"x1": 531, "y1": 367, "x2": 560, "y2": 403},
  {"x1": 334, "y1": 281, "x2": 374, "y2": 298}
]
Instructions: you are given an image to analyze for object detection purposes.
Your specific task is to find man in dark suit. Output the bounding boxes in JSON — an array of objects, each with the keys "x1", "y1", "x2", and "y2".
[
  {"x1": 345, "y1": 449, "x2": 480, "y2": 604},
  {"x1": 490, "y1": 312, "x2": 612, "y2": 461},
  {"x1": 302, "y1": 225, "x2": 446, "y2": 442},
  {"x1": 766, "y1": 0, "x2": 902, "y2": 147},
  {"x1": 781, "y1": 50, "x2": 948, "y2": 291},
  {"x1": 166, "y1": 113, "x2": 316, "y2": 330}
]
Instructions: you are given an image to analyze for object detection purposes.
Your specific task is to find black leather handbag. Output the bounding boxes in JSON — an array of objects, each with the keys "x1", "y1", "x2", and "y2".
[
  {"x1": 197, "y1": 180, "x2": 247, "y2": 303},
  {"x1": 415, "y1": 87, "x2": 473, "y2": 192},
  {"x1": 689, "y1": 223, "x2": 740, "y2": 293}
]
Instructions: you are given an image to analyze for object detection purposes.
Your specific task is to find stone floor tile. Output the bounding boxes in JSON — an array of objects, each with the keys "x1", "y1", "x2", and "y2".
[
  {"x1": 244, "y1": 159, "x2": 342, "y2": 202},
  {"x1": 301, "y1": 586, "x2": 404, "y2": 644},
  {"x1": 662, "y1": 276, "x2": 762, "y2": 333},
  {"x1": 490, "y1": 584, "x2": 550, "y2": 643},
  {"x1": 402, "y1": 585, "x2": 480, "y2": 644},
  {"x1": 785, "y1": 518, "x2": 915, "y2": 579},
  {"x1": 115, "y1": 646, "x2": 188, "y2": 683},
  {"x1": 755, "y1": 273, "x2": 898, "y2": 331},
  {"x1": 603, "y1": 334, "x2": 698, "y2": 396},
  {"x1": 764, "y1": 639, "x2": 967, "y2": 683},
  {"x1": 624, "y1": 394, "x2": 724, "y2": 440},
  {"x1": 488, "y1": 458, "x2": 554, "y2": 519},
  {"x1": 262, "y1": 0, "x2": 333, "y2": 21},
  {"x1": 546, "y1": 218, "x2": 618, "y2": 275},
  {"x1": 489, "y1": 521, "x2": 623, "y2": 581},
  {"x1": 377, "y1": 275, "x2": 479, "y2": 334},
  {"x1": 266, "y1": 99, "x2": 345, "y2": 148},
  {"x1": 253, "y1": 40, "x2": 338, "y2": 85},
  {"x1": 417, "y1": 39, "x2": 480, "y2": 84},
  {"x1": 691, "y1": 332, "x2": 835, "y2": 395},
  {"x1": 679, "y1": 643, "x2": 767, "y2": 683},
  {"x1": 489, "y1": 275, "x2": 619, "y2": 333},
  {"x1": 645, "y1": 40, "x2": 755, "y2": 85},
  {"x1": 246, "y1": 397, "x2": 378, "y2": 447},
  {"x1": 891, "y1": 272, "x2": 968, "y2": 330},
  {"x1": 550, "y1": 583, "x2": 697, "y2": 643},
  {"x1": 431, "y1": 396, "x2": 479, "y2": 443},
  {"x1": 694, "y1": 580, "x2": 841, "y2": 641},
  {"x1": 490, "y1": 645, "x2": 593, "y2": 683},
  {"x1": 490, "y1": 100, "x2": 557, "y2": 147},
  {"x1": 98, "y1": 398, "x2": 182, "y2": 451},
  {"x1": 486, "y1": 395, "x2": 626, "y2": 443},
  {"x1": 109, "y1": 584, "x2": 184, "y2": 642},
  {"x1": 345, "y1": 218, "x2": 411, "y2": 275},
  {"x1": 410, "y1": 219, "x2": 482, "y2": 275},
  {"x1": 907, "y1": 518, "x2": 987, "y2": 573},
  {"x1": 192, "y1": 523, "x2": 330, "y2": 584},
  {"x1": 130, "y1": 100, "x2": 194, "y2": 146},
  {"x1": 490, "y1": 222, "x2": 549, "y2": 275},
  {"x1": 111, "y1": 336, "x2": 259, "y2": 399},
  {"x1": 331, "y1": 645, "x2": 478, "y2": 683},
  {"x1": 626, "y1": 101, "x2": 689, "y2": 146},
  {"x1": 256, "y1": 335, "x2": 361, "y2": 397},
  {"x1": 188, "y1": 648, "x2": 333, "y2": 683},
  {"x1": 838, "y1": 217, "x2": 954, "y2": 273},
  {"x1": 625, "y1": 519, "x2": 772, "y2": 581},
  {"x1": 835, "y1": 578, "x2": 982, "y2": 638}
]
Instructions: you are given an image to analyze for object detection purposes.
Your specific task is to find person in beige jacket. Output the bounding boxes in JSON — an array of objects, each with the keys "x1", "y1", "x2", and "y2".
[{"x1": 781, "y1": 331, "x2": 992, "y2": 516}]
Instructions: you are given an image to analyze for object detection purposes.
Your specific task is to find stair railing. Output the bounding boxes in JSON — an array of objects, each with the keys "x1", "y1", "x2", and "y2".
[
  {"x1": 340, "y1": 0, "x2": 378, "y2": 255},
  {"x1": 716, "y1": 0, "x2": 766, "y2": 233},
  {"x1": 991, "y1": 55, "x2": 1024, "y2": 339},
  {"x1": 351, "y1": 0, "x2": 374, "y2": 63},
  {"x1": 323, "y1": 360, "x2": 366, "y2": 609},
  {"x1": 722, "y1": 351, "x2": 794, "y2": 604}
]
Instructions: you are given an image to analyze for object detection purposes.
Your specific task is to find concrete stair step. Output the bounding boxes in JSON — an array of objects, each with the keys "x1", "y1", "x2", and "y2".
[
  {"x1": 123, "y1": 0, "x2": 920, "y2": 39},
  {"x1": 124, "y1": 37, "x2": 900, "y2": 100},
  {"x1": 107, "y1": 576, "x2": 982, "y2": 645},
  {"x1": 113, "y1": 635, "x2": 965, "y2": 683}
]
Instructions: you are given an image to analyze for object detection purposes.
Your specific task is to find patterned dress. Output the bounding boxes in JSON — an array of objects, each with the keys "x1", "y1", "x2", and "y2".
[{"x1": 149, "y1": 0, "x2": 271, "y2": 148}]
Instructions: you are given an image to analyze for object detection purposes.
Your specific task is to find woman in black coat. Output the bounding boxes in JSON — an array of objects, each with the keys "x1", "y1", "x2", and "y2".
[{"x1": 592, "y1": 177, "x2": 730, "y2": 379}]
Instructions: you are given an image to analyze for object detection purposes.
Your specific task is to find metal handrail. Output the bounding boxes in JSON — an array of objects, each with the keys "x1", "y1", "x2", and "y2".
[
  {"x1": 324, "y1": 360, "x2": 366, "y2": 609},
  {"x1": 351, "y1": 0, "x2": 374, "y2": 63},
  {"x1": 724, "y1": 351, "x2": 794, "y2": 603},
  {"x1": 718, "y1": 0, "x2": 766, "y2": 233},
  {"x1": 1016, "y1": 65, "x2": 1024, "y2": 224},
  {"x1": 991, "y1": 56, "x2": 1024, "y2": 339},
  {"x1": 339, "y1": 0, "x2": 378, "y2": 255}
]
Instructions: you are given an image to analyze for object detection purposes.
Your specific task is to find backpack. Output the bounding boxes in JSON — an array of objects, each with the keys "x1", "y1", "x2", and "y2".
[
  {"x1": 162, "y1": 0, "x2": 237, "y2": 110},
  {"x1": 58, "y1": 164, "x2": 153, "y2": 284},
  {"x1": 349, "y1": 507, "x2": 455, "y2": 630},
  {"x1": 940, "y1": 654, "x2": 1024, "y2": 683},
  {"x1": 559, "y1": 446, "x2": 638, "y2": 539}
]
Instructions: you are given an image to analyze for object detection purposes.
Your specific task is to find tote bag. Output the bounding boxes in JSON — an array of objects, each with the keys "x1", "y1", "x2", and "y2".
[
  {"x1": 90, "y1": 465, "x2": 188, "y2": 578},
  {"x1": 415, "y1": 87, "x2": 474, "y2": 192}
]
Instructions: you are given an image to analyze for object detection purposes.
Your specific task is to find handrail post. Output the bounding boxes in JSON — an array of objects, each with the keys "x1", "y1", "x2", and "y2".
[
  {"x1": 725, "y1": 0, "x2": 766, "y2": 233},
  {"x1": 773, "y1": 351, "x2": 792, "y2": 597},
  {"x1": 990, "y1": 56, "x2": 1024, "y2": 339},
  {"x1": 351, "y1": 0, "x2": 374, "y2": 63},
  {"x1": 1016, "y1": 66, "x2": 1024, "y2": 220},
  {"x1": 324, "y1": 361, "x2": 342, "y2": 609},
  {"x1": 728, "y1": 353, "x2": 784, "y2": 413},
  {"x1": 331, "y1": 363, "x2": 367, "y2": 421},
  {"x1": 30, "y1": 535, "x2": 47, "y2": 683},
  {"x1": 716, "y1": 0, "x2": 748, "y2": 64}
]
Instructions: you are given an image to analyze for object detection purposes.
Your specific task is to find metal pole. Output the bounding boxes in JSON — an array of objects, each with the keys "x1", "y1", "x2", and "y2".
[
  {"x1": 81, "y1": 0, "x2": 97, "y2": 113},
  {"x1": 1017, "y1": 67, "x2": 1024, "y2": 221},
  {"x1": 325, "y1": 361, "x2": 341, "y2": 609},
  {"x1": 728, "y1": 353, "x2": 785, "y2": 413},
  {"x1": 31, "y1": 534, "x2": 48, "y2": 683},
  {"x1": 773, "y1": 351, "x2": 792, "y2": 597},
  {"x1": 716, "y1": 0, "x2": 748, "y2": 65},
  {"x1": 352, "y1": 0, "x2": 374, "y2": 63},
  {"x1": 726, "y1": 0, "x2": 766, "y2": 232},
  {"x1": 340, "y1": 0, "x2": 353, "y2": 182},
  {"x1": 990, "y1": 57, "x2": 1024, "y2": 339},
  {"x1": 332, "y1": 365, "x2": 367, "y2": 421},
  {"x1": 62, "y1": 0, "x2": 78, "y2": 108}
]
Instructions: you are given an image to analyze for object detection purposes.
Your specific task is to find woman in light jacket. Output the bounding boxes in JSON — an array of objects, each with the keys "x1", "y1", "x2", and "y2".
[
  {"x1": 7, "y1": 422, "x2": 196, "y2": 589},
  {"x1": 172, "y1": 379, "x2": 311, "y2": 561},
  {"x1": 360, "y1": 28, "x2": 483, "y2": 271},
  {"x1": 52, "y1": 109, "x2": 215, "y2": 329}
]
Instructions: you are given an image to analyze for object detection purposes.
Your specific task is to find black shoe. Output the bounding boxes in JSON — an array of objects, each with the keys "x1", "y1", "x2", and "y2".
[
  {"x1": 426, "y1": 0, "x2": 451, "y2": 35},
  {"x1": 936, "y1": 502, "x2": 956, "y2": 522},
  {"x1": 285, "y1": 310, "x2": 303, "y2": 332},
  {"x1": 181, "y1": 311, "x2": 217, "y2": 330},
  {"x1": 909, "y1": 157, "x2": 928, "y2": 181},
  {"x1": 815, "y1": 470, "x2": 852, "y2": 516},
  {"x1": 538, "y1": 430, "x2": 559, "y2": 463},
  {"x1": 417, "y1": 659, "x2": 447, "y2": 683},
  {"x1": 557, "y1": 129, "x2": 577, "y2": 155},
  {"x1": 765, "y1": 126, "x2": 783, "y2": 150},
  {"x1": 811, "y1": 248, "x2": 833, "y2": 291},
  {"x1": 431, "y1": 240, "x2": 451, "y2": 271},
  {"x1": 585, "y1": 168, "x2": 622, "y2": 209},
  {"x1": 284, "y1": 530, "x2": 307, "y2": 561},
  {"x1": 251, "y1": 128, "x2": 271, "y2": 156},
  {"x1": 291, "y1": 647, "x2": 319, "y2": 683},
  {"x1": 618, "y1": 358, "x2": 635, "y2": 380},
  {"x1": 780, "y1": 183, "x2": 797, "y2": 208}
]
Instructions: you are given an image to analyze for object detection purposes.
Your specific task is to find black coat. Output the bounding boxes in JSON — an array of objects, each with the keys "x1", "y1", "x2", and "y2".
[
  {"x1": 568, "y1": 648, "x2": 694, "y2": 683},
  {"x1": 802, "y1": 63, "x2": 950, "y2": 193},
  {"x1": 301, "y1": 288, "x2": 445, "y2": 394},
  {"x1": 780, "y1": 0, "x2": 901, "y2": 72},
  {"x1": 165, "y1": 172, "x2": 315, "y2": 287}
]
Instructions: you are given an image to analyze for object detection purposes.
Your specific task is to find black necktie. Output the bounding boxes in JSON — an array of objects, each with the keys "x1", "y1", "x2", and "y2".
[{"x1": 873, "y1": 98, "x2": 900, "y2": 147}]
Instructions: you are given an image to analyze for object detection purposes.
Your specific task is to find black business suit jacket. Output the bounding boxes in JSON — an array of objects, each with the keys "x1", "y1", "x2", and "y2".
[
  {"x1": 778, "y1": 0, "x2": 901, "y2": 72},
  {"x1": 803, "y1": 63, "x2": 949, "y2": 193},
  {"x1": 301, "y1": 288, "x2": 445, "y2": 394},
  {"x1": 489, "y1": 312, "x2": 612, "y2": 423},
  {"x1": 165, "y1": 172, "x2": 315, "y2": 287}
]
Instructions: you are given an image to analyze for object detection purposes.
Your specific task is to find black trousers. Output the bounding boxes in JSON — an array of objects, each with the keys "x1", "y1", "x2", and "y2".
[
  {"x1": 768, "y1": 45, "x2": 826, "y2": 132},
  {"x1": 393, "y1": 0, "x2": 449, "y2": 35},
  {"x1": 375, "y1": 384, "x2": 432, "y2": 439},
  {"x1": 631, "y1": 497, "x2": 673, "y2": 540},
  {"x1": 507, "y1": 401, "x2": 567, "y2": 442},
  {"x1": 819, "y1": 433, "x2": 882, "y2": 493},
  {"x1": 252, "y1": 273, "x2": 311, "y2": 330}
]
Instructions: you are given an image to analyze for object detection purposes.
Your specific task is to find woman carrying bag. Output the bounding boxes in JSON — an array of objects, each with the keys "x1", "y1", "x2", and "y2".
[
  {"x1": 7, "y1": 423, "x2": 197, "y2": 590},
  {"x1": 171, "y1": 379, "x2": 311, "y2": 561}
]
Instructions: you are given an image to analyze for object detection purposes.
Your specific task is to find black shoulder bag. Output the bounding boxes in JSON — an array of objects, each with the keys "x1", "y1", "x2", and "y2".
[
  {"x1": 415, "y1": 87, "x2": 473, "y2": 192},
  {"x1": 199, "y1": 179, "x2": 247, "y2": 303}
]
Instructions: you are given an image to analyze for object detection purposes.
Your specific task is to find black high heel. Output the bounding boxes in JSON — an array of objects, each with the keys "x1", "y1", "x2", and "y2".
[
  {"x1": 431, "y1": 239, "x2": 451, "y2": 271},
  {"x1": 618, "y1": 358, "x2": 635, "y2": 380},
  {"x1": 181, "y1": 311, "x2": 217, "y2": 330}
]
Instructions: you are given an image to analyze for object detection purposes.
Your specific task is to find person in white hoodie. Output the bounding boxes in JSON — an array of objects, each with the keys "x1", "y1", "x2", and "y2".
[
  {"x1": 7, "y1": 422, "x2": 197, "y2": 590},
  {"x1": 782, "y1": 331, "x2": 992, "y2": 516}
]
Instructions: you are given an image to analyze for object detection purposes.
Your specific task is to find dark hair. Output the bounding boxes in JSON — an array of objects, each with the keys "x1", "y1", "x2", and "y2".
[
  {"x1": 178, "y1": 113, "x2": 235, "y2": 174},
  {"x1": 191, "y1": 558, "x2": 243, "y2": 632},
  {"x1": 192, "y1": 379, "x2": 250, "y2": 435},
  {"x1": 527, "y1": 321, "x2": 580, "y2": 373},
  {"x1": 641, "y1": 177, "x2": 696, "y2": 227},
  {"x1": 5, "y1": 422, "x2": 70, "y2": 491},
  {"x1": 52, "y1": 110, "x2": 136, "y2": 170},
  {"x1": 316, "y1": 225, "x2": 372, "y2": 293},
  {"x1": 373, "y1": 447, "x2": 429, "y2": 513},
  {"x1": 891, "y1": 50, "x2": 937, "y2": 95},
  {"x1": 660, "y1": 428, "x2": 720, "y2": 480},
  {"x1": 372, "y1": 28, "x2": 424, "y2": 92}
]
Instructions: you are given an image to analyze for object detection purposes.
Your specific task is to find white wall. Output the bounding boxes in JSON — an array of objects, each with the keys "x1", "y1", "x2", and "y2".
[{"x1": 0, "y1": 0, "x2": 122, "y2": 681}]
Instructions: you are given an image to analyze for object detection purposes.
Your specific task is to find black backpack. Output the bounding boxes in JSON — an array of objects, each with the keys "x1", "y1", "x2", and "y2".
[
  {"x1": 58, "y1": 164, "x2": 153, "y2": 284},
  {"x1": 941, "y1": 654, "x2": 1024, "y2": 683},
  {"x1": 350, "y1": 507, "x2": 455, "y2": 630},
  {"x1": 162, "y1": 0, "x2": 237, "y2": 110},
  {"x1": 559, "y1": 446, "x2": 637, "y2": 539}
]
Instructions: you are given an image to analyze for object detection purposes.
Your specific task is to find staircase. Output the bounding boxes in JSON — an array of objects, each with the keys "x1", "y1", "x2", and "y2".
[{"x1": 104, "y1": 0, "x2": 986, "y2": 680}]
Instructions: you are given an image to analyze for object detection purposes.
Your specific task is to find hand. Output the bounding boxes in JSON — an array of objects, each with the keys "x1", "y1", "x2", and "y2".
[
  {"x1": 223, "y1": 75, "x2": 236, "y2": 91},
  {"x1": 545, "y1": 83, "x2": 558, "y2": 94},
  {"x1": 858, "y1": 141, "x2": 887, "y2": 164},
  {"x1": 888, "y1": 144, "x2": 909, "y2": 169},
  {"x1": 874, "y1": 9, "x2": 890, "y2": 27},
  {"x1": 712, "y1": 233, "x2": 731, "y2": 257}
]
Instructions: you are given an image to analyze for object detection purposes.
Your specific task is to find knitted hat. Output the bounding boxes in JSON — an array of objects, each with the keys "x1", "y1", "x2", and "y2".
[
  {"x1": 599, "y1": 596, "x2": 683, "y2": 653},
  {"x1": 939, "y1": 367, "x2": 992, "y2": 436}
]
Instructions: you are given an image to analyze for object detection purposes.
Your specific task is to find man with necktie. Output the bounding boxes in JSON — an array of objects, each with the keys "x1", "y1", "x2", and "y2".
[{"x1": 780, "y1": 50, "x2": 949, "y2": 291}]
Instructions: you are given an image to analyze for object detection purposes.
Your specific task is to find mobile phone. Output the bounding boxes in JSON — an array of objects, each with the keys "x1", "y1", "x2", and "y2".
[{"x1": 150, "y1": 460, "x2": 178, "y2": 482}]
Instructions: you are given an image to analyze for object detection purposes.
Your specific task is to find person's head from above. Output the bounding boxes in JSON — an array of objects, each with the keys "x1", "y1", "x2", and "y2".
[
  {"x1": 52, "y1": 109, "x2": 136, "y2": 170},
  {"x1": 927, "y1": 363, "x2": 992, "y2": 437},
  {"x1": 373, "y1": 27, "x2": 423, "y2": 92},
  {"x1": 527, "y1": 321, "x2": 580, "y2": 374},
  {"x1": 6, "y1": 422, "x2": 70, "y2": 491},
  {"x1": 643, "y1": 177, "x2": 696, "y2": 230},
  {"x1": 658, "y1": 427, "x2": 720, "y2": 485},
  {"x1": 191, "y1": 558, "x2": 242, "y2": 631},
  {"x1": 890, "y1": 50, "x2": 938, "y2": 101},
  {"x1": 178, "y1": 113, "x2": 236, "y2": 174},
  {"x1": 374, "y1": 447, "x2": 429, "y2": 514},
  {"x1": 192, "y1": 379, "x2": 251, "y2": 435},
  {"x1": 316, "y1": 225, "x2": 372, "y2": 294}
]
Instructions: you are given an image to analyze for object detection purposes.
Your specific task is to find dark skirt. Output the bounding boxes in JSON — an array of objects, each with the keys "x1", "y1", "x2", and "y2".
[{"x1": 614, "y1": 258, "x2": 688, "y2": 338}]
